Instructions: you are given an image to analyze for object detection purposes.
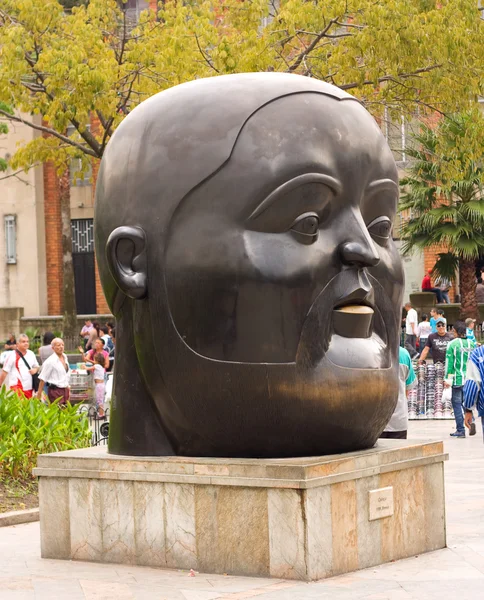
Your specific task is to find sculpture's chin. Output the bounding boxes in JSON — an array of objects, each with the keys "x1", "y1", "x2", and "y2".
[
  {"x1": 326, "y1": 332, "x2": 389, "y2": 369},
  {"x1": 326, "y1": 304, "x2": 390, "y2": 369}
]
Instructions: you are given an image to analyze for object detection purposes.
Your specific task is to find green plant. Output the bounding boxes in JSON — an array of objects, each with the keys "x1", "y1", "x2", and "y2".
[
  {"x1": 23, "y1": 327, "x2": 41, "y2": 353},
  {"x1": 399, "y1": 112, "x2": 484, "y2": 320},
  {"x1": 0, "y1": 388, "x2": 90, "y2": 478}
]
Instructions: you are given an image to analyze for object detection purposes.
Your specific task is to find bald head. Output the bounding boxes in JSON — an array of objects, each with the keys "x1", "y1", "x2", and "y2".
[{"x1": 51, "y1": 338, "x2": 65, "y2": 355}]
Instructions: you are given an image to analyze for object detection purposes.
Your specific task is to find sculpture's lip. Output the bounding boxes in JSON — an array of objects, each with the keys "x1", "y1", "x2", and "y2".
[
  {"x1": 333, "y1": 300, "x2": 375, "y2": 313},
  {"x1": 333, "y1": 295, "x2": 375, "y2": 312},
  {"x1": 334, "y1": 304, "x2": 374, "y2": 313}
]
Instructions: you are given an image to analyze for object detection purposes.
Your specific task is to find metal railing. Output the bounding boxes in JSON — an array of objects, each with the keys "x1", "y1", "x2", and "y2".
[{"x1": 78, "y1": 404, "x2": 110, "y2": 446}]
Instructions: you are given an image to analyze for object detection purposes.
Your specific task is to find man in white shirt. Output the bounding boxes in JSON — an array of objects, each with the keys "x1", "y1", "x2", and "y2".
[
  {"x1": 0, "y1": 333, "x2": 39, "y2": 398},
  {"x1": 37, "y1": 338, "x2": 70, "y2": 405},
  {"x1": 404, "y1": 302, "x2": 419, "y2": 358}
]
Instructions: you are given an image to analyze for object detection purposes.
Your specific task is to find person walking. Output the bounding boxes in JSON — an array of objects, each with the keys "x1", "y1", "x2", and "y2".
[
  {"x1": 380, "y1": 346, "x2": 417, "y2": 439},
  {"x1": 38, "y1": 331, "x2": 55, "y2": 364},
  {"x1": 0, "y1": 334, "x2": 39, "y2": 398},
  {"x1": 404, "y1": 302, "x2": 419, "y2": 358},
  {"x1": 463, "y1": 345, "x2": 484, "y2": 440},
  {"x1": 85, "y1": 321, "x2": 101, "y2": 351},
  {"x1": 476, "y1": 279, "x2": 484, "y2": 304},
  {"x1": 417, "y1": 314, "x2": 432, "y2": 354},
  {"x1": 86, "y1": 353, "x2": 107, "y2": 417},
  {"x1": 465, "y1": 318, "x2": 477, "y2": 344},
  {"x1": 80, "y1": 319, "x2": 94, "y2": 351},
  {"x1": 419, "y1": 317, "x2": 454, "y2": 364},
  {"x1": 436, "y1": 308, "x2": 447, "y2": 327},
  {"x1": 36, "y1": 338, "x2": 70, "y2": 405},
  {"x1": 445, "y1": 321, "x2": 476, "y2": 438},
  {"x1": 100, "y1": 325, "x2": 114, "y2": 353},
  {"x1": 429, "y1": 307, "x2": 438, "y2": 334}
]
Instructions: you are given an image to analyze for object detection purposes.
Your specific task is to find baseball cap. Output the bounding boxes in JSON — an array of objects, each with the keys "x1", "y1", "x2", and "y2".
[
  {"x1": 435, "y1": 317, "x2": 446, "y2": 325},
  {"x1": 465, "y1": 318, "x2": 476, "y2": 326}
]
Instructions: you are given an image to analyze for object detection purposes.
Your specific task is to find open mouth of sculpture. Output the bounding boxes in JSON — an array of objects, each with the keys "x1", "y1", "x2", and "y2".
[{"x1": 326, "y1": 300, "x2": 389, "y2": 369}]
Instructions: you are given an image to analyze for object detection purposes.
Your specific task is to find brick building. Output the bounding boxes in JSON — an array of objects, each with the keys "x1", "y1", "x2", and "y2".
[{"x1": 0, "y1": 113, "x2": 108, "y2": 324}]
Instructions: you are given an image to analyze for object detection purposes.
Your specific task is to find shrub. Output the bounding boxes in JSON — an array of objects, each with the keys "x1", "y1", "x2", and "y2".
[
  {"x1": 0, "y1": 388, "x2": 91, "y2": 478},
  {"x1": 24, "y1": 327, "x2": 42, "y2": 353}
]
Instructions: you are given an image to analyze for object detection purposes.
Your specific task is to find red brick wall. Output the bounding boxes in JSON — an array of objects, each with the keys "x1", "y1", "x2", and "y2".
[{"x1": 43, "y1": 160, "x2": 63, "y2": 315}]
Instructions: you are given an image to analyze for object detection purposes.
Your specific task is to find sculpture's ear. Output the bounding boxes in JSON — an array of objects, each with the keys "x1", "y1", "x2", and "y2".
[{"x1": 106, "y1": 226, "x2": 147, "y2": 300}]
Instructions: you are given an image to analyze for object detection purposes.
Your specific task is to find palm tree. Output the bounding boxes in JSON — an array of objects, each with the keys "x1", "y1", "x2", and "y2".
[{"x1": 399, "y1": 113, "x2": 484, "y2": 320}]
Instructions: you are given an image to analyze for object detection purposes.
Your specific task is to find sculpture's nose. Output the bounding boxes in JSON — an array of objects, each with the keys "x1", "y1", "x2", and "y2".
[{"x1": 339, "y1": 240, "x2": 380, "y2": 268}]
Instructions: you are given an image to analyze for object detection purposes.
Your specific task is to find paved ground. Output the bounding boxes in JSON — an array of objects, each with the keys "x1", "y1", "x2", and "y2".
[{"x1": 1, "y1": 420, "x2": 483, "y2": 600}]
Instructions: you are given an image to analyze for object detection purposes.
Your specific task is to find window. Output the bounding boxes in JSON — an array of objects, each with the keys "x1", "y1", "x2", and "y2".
[
  {"x1": 72, "y1": 219, "x2": 94, "y2": 253},
  {"x1": 4, "y1": 215, "x2": 16, "y2": 264},
  {"x1": 118, "y1": 0, "x2": 149, "y2": 20},
  {"x1": 69, "y1": 157, "x2": 92, "y2": 187},
  {"x1": 67, "y1": 125, "x2": 92, "y2": 186}
]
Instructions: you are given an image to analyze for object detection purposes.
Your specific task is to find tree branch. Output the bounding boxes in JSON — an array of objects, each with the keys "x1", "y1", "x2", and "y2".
[
  {"x1": 0, "y1": 164, "x2": 38, "y2": 185},
  {"x1": 286, "y1": 17, "x2": 341, "y2": 73},
  {"x1": 0, "y1": 109, "x2": 98, "y2": 157},
  {"x1": 194, "y1": 33, "x2": 219, "y2": 73},
  {"x1": 339, "y1": 64, "x2": 443, "y2": 91}
]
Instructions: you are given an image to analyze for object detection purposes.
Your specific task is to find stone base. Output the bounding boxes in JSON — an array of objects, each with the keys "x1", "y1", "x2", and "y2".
[{"x1": 34, "y1": 440, "x2": 447, "y2": 581}]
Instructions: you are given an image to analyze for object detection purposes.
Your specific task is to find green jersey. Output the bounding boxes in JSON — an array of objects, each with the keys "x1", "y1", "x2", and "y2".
[{"x1": 445, "y1": 337, "x2": 476, "y2": 386}]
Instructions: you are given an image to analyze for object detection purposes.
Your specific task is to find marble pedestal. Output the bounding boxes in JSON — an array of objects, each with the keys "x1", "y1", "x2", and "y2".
[{"x1": 34, "y1": 439, "x2": 447, "y2": 581}]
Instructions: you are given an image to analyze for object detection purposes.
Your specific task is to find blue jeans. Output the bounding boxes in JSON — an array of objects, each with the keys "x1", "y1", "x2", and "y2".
[{"x1": 451, "y1": 386, "x2": 465, "y2": 434}]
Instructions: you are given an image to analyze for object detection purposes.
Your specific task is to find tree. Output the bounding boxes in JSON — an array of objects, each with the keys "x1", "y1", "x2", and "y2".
[
  {"x1": 398, "y1": 112, "x2": 484, "y2": 321},
  {"x1": 0, "y1": 0, "x2": 483, "y2": 329},
  {"x1": 0, "y1": 0, "x2": 483, "y2": 165}
]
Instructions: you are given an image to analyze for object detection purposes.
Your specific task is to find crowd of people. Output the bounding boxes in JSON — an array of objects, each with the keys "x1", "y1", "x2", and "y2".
[
  {"x1": 2, "y1": 309, "x2": 482, "y2": 444},
  {"x1": 0, "y1": 319, "x2": 115, "y2": 415},
  {"x1": 402, "y1": 301, "x2": 483, "y2": 440}
]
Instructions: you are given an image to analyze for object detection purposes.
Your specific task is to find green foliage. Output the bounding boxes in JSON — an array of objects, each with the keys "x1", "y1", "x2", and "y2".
[
  {"x1": 432, "y1": 252, "x2": 460, "y2": 284},
  {"x1": 399, "y1": 112, "x2": 484, "y2": 261},
  {"x1": 23, "y1": 327, "x2": 41, "y2": 353},
  {"x1": 0, "y1": 388, "x2": 90, "y2": 478},
  {"x1": 399, "y1": 112, "x2": 484, "y2": 317},
  {"x1": 0, "y1": 0, "x2": 483, "y2": 175},
  {"x1": 59, "y1": 0, "x2": 88, "y2": 9},
  {"x1": 0, "y1": 101, "x2": 12, "y2": 171}
]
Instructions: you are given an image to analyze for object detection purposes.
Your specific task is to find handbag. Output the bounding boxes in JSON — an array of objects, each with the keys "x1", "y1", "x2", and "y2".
[{"x1": 16, "y1": 350, "x2": 40, "y2": 392}]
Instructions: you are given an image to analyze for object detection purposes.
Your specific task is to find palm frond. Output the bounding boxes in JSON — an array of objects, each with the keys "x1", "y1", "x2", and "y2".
[
  {"x1": 398, "y1": 111, "x2": 484, "y2": 267},
  {"x1": 433, "y1": 253, "x2": 459, "y2": 282}
]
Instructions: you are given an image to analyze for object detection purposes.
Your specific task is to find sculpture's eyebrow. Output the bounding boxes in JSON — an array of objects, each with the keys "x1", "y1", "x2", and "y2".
[
  {"x1": 365, "y1": 179, "x2": 399, "y2": 196},
  {"x1": 248, "y1": 173, "x2": 342, "y2": 220}
]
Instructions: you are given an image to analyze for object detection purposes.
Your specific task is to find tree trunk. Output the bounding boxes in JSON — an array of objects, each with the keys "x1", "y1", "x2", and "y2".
[
  {"x1": 58, "y1": 170, "x2": 78, "y2": 343},
  {"x1": 459, "y1": 258, "x2": 478, "y2": 321}
]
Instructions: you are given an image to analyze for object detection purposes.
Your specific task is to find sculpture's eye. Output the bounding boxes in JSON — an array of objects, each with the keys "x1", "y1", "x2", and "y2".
[
  {"x1": 291, "y1": 213, "x2": 319, "y2": 243},
  {"x1": 367, "y1": 216, "x2": 392, "y2": 242}
]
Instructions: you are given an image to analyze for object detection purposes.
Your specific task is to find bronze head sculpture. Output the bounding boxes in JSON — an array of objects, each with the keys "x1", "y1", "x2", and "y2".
[{"x1": 95, "y1": 73, "x2": 404, "y2": 458}]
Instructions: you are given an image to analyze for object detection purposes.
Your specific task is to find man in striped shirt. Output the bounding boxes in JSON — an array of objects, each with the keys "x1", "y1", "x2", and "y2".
[
  {"x1": 445, "y1": 321, "x2": 476, "y2": 438},
  {"x1": 463, "y1": 344, "x2": 484, "y2": 440}
]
